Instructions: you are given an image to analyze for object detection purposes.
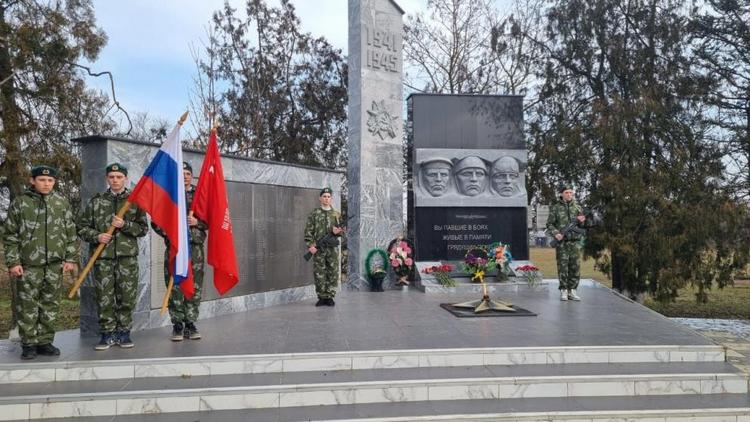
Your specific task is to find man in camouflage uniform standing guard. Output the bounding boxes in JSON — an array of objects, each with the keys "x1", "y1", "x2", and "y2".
[
  {"x1": 546, "y1": 184, "x2": 587, "y2": 301},
  {"x1": 2, "y1": 165, "x2": 78, "y2": 360},
  {"x1": 304, "y1": 188, "x2": 343, "y2": 307},
  {"x1": 77, "y1": 163, "x2": 148, "y2": 350},
  {"x1": 152, "y1": 161, "x2": 207, "y2": 341}
]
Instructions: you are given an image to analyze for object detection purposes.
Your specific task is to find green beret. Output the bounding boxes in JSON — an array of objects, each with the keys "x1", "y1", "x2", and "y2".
[
  {"x1": 31, "y1": 165, "x2": 58, "y2": 178},
  {"x1": 183, "y1": 161, "x2": 193, "y2": 173},
  {"x1": 320, "y1": 187, "x2": 333, "y2": 196},
  {"x1": 106, "y1": 163, "x2": 127, "y2": 176},
  {"x1": 559, "y1": 184, "x2": 575, "y2": 194}
]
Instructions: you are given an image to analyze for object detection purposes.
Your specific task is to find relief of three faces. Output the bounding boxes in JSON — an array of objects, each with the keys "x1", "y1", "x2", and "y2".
[{"x1": 420, "y1": 156, "x2": 524, "y2": 198}]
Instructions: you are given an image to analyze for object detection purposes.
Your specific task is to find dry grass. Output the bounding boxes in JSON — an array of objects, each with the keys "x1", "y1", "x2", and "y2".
[
  {"x1": 644, "y1": 284, "x2": 750, "y2": 320},
  {"x1": 529, "y1": 247, "x2": 611, "y2": 286},
  {"x1": 0, "y1": 245, "x2": 79, "y2": 338},
  {"x1": 530, "y1": 246, "x2": 750, "y2": 319}
]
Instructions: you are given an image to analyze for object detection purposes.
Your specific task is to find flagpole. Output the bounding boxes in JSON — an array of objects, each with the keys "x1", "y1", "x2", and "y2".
[
  {"x1": 161, "y1": 276, "x2": 174, "y2": 315},
  {"x1": 68, "y1": 202, "x2": 132, "y2": 298},
  {"x1": 69, "y1": 111, "x2": 190, "y2": 300}
]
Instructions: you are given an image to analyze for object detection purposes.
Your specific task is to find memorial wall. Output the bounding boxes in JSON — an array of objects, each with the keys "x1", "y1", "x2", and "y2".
[{"x1": 76, "y1": 135, "x2": 343, "y2": 335}]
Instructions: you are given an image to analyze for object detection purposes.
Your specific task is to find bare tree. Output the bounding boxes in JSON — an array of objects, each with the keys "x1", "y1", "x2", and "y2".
[
  {"x1": 489, "y1": 0, "x2": 547, "y2": 99},
  {"x1": 404, "y1": 0, "x2": 499, "y2": 93}
]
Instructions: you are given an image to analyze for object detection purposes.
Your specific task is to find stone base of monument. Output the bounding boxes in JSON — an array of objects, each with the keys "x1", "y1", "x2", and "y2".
[{"x1": 415, "y1": 260, "x2": 548, "y2": 294}]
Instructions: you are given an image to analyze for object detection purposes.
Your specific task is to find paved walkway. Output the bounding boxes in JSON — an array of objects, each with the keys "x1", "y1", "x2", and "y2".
[
  {"x1": 693, "y1": 330, "x2": 750, "y2": 375},
  {"x1": 0, "y1": 280, "x2": 716, "y2": 364}
]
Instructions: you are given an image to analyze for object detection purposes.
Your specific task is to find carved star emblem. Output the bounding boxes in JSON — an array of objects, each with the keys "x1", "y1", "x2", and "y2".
[{"x1": 366, "y1": 100, "x2": 399, "y2": 140}]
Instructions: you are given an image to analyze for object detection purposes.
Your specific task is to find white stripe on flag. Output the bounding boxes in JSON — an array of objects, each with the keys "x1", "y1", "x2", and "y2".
[{"x1": 162, "y1": 123, "x2": 190, "y2": 278}]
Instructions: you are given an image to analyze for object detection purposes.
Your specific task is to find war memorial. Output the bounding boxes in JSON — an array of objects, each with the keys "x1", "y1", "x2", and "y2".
[{"x1": 0, "y1": 0, "x2": 749, "y2": 420}]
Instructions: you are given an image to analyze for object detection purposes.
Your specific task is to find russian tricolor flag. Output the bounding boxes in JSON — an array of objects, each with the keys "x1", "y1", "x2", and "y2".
[{"x1": 129, "y1": 122, "x2": 194, "y2": 298}]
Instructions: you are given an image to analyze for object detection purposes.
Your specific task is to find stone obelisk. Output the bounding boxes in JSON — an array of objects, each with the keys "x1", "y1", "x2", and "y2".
[{"x1": 346, "y1": 0, "x2": 405, "y2": 289}]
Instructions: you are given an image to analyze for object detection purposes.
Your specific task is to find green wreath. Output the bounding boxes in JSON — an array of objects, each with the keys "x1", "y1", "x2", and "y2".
[{"x1": 365, "y1": 248, "x2": 389, "y2": 279}]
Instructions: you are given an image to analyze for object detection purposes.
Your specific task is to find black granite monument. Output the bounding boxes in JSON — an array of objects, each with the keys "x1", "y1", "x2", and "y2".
[{"x1": 407, "y1": 94, "x2": 529, "y2": 261}]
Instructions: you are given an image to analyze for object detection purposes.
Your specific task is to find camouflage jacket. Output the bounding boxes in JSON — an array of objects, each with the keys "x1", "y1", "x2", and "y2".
[
  {"x1": 2, "y1": 188, "x2": 78, "y2": 267},
  {"x1": 151, "y1": 186, "x2": 207, "y2": 246},
  {"x1": 546, "y1": 199, "x2": 585, "y2": 241},
  {"x1": 304, "y1": 207, "x2": 341, "y2": 248},
  {"x1": 77, "y1": 188, "x2": 148, "y2": 259}
]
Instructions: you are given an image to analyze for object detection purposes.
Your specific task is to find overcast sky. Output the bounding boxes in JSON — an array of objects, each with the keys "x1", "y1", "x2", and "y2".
[{"x1": 87, "y1": 0, "x2": 506, "y2": 125}]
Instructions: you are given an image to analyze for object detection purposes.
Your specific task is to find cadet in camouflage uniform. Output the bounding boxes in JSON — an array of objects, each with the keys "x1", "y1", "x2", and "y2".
[
  {"x1": 546, "y1": 184, "x2": 587, "y2": 302},
  {"x1": 77, "y1": 163, "x2": 148, "y2": 350},
  {"x1": 304, "y1": 188, "x2": 343, "y2": 307},
  {"x1": 152, "y1": 161, "x2": 207, "y2": 341},
  {"x1": 2, "y1": 165, "x2": 78, "y2": 360}
]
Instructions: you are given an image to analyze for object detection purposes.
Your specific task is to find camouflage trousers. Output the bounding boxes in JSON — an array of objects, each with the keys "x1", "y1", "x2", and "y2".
[
  {"x1": 15, "y1": 263, "x2": 62, "y2": 346},
  {"x1": 163, "y1": 245, "x2": 204, "y2": 324},
  {"x1": 93, "y1": 256, "x2": 138, "y2": 333},
  {"x1": 556, "y1": 241, "x2": 581, "y2": 290},
  {"x1": 313, "y1": 247, "x2": 339, "y2": 299}
]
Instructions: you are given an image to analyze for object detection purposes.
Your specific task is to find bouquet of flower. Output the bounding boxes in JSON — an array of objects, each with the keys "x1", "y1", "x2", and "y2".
[
  {"x1": 422, "y1": 264, "x2": 456, "y2": 287},
  {"x1": 389, "y1": 239, "x2": 414, "y2": 284},
  {"x1": 488, "y1": 242, "x2": 513, "y2": 281},
  {"x1": 515, "y1": 264, "x2": 541, "y2": 287},
  {"x1": 463, "y1": 247, "x2": 495, "y2": 283}
]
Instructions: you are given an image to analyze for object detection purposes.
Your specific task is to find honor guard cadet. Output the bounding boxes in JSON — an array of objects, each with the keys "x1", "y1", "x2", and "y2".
[
  {"x1": 304, "y1": 187, "x2": 343, "y2": 307},
  {"x1": 2, "y1": 165, "x2": 78, "y2": 360},
  {"x1": 546, "y1": 184, "x2": 587, "y2": 302},
  {"x1": 152, "y1": 161, "x2": 207, "y2": 341},
  {"x1": 77, "y1": 163, "x2": 148, "y2": 350}
]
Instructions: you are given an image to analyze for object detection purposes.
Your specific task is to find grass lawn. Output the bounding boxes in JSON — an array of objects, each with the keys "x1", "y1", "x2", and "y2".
[
  {"x1": 529, "y1": 247, "x2": 611, "y2": 286},
  {"x1": 644, "y1": 284, "x2": 750, "y2": 320},
  {"x1": 530, "y1": 246, "x2": 750, "y2": 320},
  {"x1": 0, "y1": 254, "x2": 80, "y2": 338}
]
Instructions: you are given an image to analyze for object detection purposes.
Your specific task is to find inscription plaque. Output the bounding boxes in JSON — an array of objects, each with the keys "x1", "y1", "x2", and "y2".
[{"x1": 415, "y1": 207, "x2": 529, "y2": 261}]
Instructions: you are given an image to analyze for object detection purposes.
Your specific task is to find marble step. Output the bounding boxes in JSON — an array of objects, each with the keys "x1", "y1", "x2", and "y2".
[
  {"x1": 0, "y1": 344, "x2": 727, "y2": 384},
  {"x1": 0, "y1": 361, "x2": 739, "y2": 398},
  {"x1": 0, "y1": 372, "x2": 746, "y2": 420},
  {"x1": 6, "y1": 394, "x2": 750, "y2": 421}
]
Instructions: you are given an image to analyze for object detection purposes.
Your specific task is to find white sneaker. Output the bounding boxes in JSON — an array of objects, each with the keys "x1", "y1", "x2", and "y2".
[
  {"x1": 560, "y1": 290, "x2": 569, "y2": 301},
  {"x1": 568, "y1": 289, "x2": 581, "y2": 301}
]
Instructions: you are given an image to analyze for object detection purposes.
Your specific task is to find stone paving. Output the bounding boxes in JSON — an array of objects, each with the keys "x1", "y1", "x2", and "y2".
[{"x1": 672, "y1": 318, "x2": 750, "y2": 375}]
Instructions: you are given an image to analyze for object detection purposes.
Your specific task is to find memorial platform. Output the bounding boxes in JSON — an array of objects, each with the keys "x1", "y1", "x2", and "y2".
[{"x1": 0, "y1": 280, "x2": 748, "y2": 421}]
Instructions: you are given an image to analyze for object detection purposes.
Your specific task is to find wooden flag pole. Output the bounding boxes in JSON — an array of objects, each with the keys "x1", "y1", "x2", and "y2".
[
  {"x1": 68, "y1": 201, "x2": 132, "y2": 298},
  {"x1": 161, "y1": 276, "x2": 174, "y2": 315}
]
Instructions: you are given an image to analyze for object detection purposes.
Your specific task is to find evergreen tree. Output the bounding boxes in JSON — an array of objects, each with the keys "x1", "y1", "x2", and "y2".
[
  {"x1": 0, "y1": 0, "x2": 114, "y2": 207},
  {"x1": 691, "y1": 0, "x2": 750, "y2": 198},
  {"x1": 530, "y1": 0, "x2": 750, "y2": 300}
]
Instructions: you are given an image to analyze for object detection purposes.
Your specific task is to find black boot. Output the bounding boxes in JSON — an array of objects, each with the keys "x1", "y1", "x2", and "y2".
[
  {"x1": 171, "y1": 323, "x2": 184, "y2": 342},
  {"x1": 36, "y1": 343, "x2": 60, "y2": 356},
  {"x1": 118, "y1": 330, "x2": 134, "y2": 348},
  {"x1": 315, "y1": 297, "x2": 326, "y2": 307},
  {"x1": 21, "y1": 346, "x2": 37, "y2": 360},
  {"x1": 184, "y1": 322, "x2": 202, "y2": 340},
  {"x1": 325, "y1": 298, "x2": 335, "y2": 307},
  {"x1": 94, "y1": 333, "x2": 116, "y2": 351}
]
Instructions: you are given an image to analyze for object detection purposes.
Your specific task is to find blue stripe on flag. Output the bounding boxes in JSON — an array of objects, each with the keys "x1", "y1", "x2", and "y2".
[{"x1": 142, "y1": 150, "x2": 180, "y2": 205}]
